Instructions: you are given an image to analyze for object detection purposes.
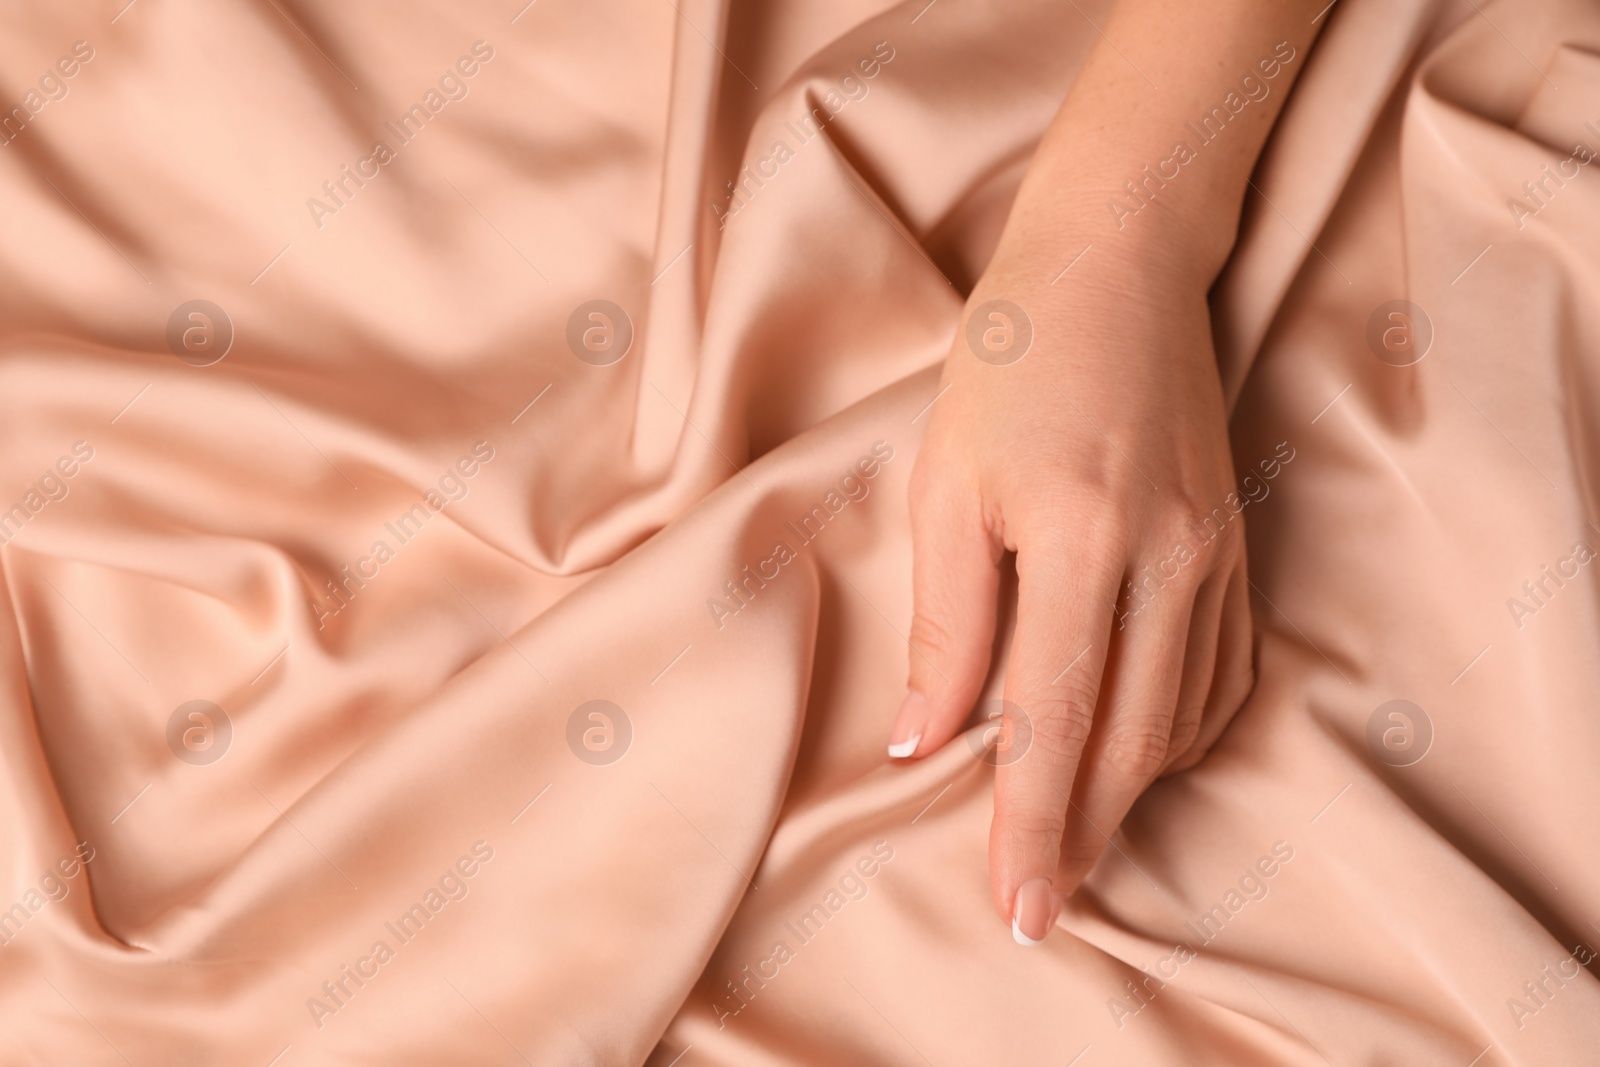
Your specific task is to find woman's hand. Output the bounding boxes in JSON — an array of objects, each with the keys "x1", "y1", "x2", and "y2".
[
  {"x1": 892, "y1": 230, "x2": 1254, "y2": 944},
  {"x1": 882, "y1": 0, "x2": 1321, "y2": 949}
]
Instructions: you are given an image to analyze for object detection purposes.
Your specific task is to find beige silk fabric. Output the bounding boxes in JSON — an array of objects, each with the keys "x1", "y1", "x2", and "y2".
[{"x1": 0, "y1": 0, "x2": 1596, "y2": 1063}]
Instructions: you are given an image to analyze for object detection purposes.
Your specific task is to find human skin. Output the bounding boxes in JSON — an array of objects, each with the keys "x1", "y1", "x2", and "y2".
[{"x1": 890, "y1": 0, "x2": 1327, "y2": 944}]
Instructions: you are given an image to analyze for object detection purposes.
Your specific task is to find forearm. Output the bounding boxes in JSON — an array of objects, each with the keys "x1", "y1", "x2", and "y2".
[{"x1": 994, "y1": 0, "x2": 1326, "y2": 285}]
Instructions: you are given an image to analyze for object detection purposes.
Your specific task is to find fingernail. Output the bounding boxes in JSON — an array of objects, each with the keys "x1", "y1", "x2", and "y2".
[
  {"x1": 887, "y1": 690, "x2": 930, "y2": 759},
  {"x1": 1012, "y1": 877, "x2": 1053, "y2": 946}
]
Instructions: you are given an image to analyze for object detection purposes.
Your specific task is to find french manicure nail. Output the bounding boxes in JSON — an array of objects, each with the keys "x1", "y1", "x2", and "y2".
[
  {"x1": 1012, "y1": 877, "x2": 1053, "y2": 946},
  {"x1": 887, "y1": 690, "x2": 930, "y2": 759},
  {"x1": 887, "y1": 733, "x2": 921, "y2": 759}
]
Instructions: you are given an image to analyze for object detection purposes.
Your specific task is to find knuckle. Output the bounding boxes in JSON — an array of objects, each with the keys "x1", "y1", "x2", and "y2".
[
  {"x1": 1077, "y1": 511, "x2": 1132, "y2": 562},
  {"x1": 907, "y1": 609, "x2": 956, "y2": 657},
  {"x1": 1101, "y1": 716, "x2": 1173, "y2": 780},
  {"x1": 1057, "y1": 832, "x2": 1106, "y2": 873},
  {"x1": 996, "y1": 804, "x2": 1068, "y2": 850},
  {"x1": 1167, "y1": 710, "x2": 1203, "y2": 756},
  {"x1": 1171, "y1": 480, "x2": 1223, "y2": 519},
  {"x1": 907, "y1": 611, "x2": 975, "y2": 681},
  {"x1": 1017, "y1": 502, "x2": 1127, "y2": 561},
  {"x1": 908, "y1": 609, "x2": 968, "y2": 661},
  {"x1": 1166, "y1": 725, "x2": 1218, "y2": 773},
  {"x1": 1141, "y1": 517, "x2": 1215, "y2": 583},
  {"x1": 1157, "y1": 507, "x2": 1202, "y2": 546},
  {"x1": 1170, "y1": 499, "x2": 1235, "y2": 556},
  {"x1": 1027, "y1": 697, "x2": 1097, "y2": 761}
]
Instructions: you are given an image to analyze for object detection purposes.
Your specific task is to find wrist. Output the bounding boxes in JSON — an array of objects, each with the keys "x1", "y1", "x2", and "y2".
[
  {"x1": 993, "y1": 153, "x2": 1242, "y2": 294},
  {"x1": 977, "y1": 210, "x2": 1215, "y2": 312}
]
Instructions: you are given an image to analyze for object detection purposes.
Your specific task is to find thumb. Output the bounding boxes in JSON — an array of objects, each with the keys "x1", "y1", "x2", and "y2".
[{"x1": 891, "y1": 464, "x2": 1000, "y2": 759}]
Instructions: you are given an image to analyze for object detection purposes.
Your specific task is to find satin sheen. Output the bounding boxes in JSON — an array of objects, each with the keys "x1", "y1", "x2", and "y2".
[{"x1": 0, "y1": 0, "x2": 1596, "y2": 1063}]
